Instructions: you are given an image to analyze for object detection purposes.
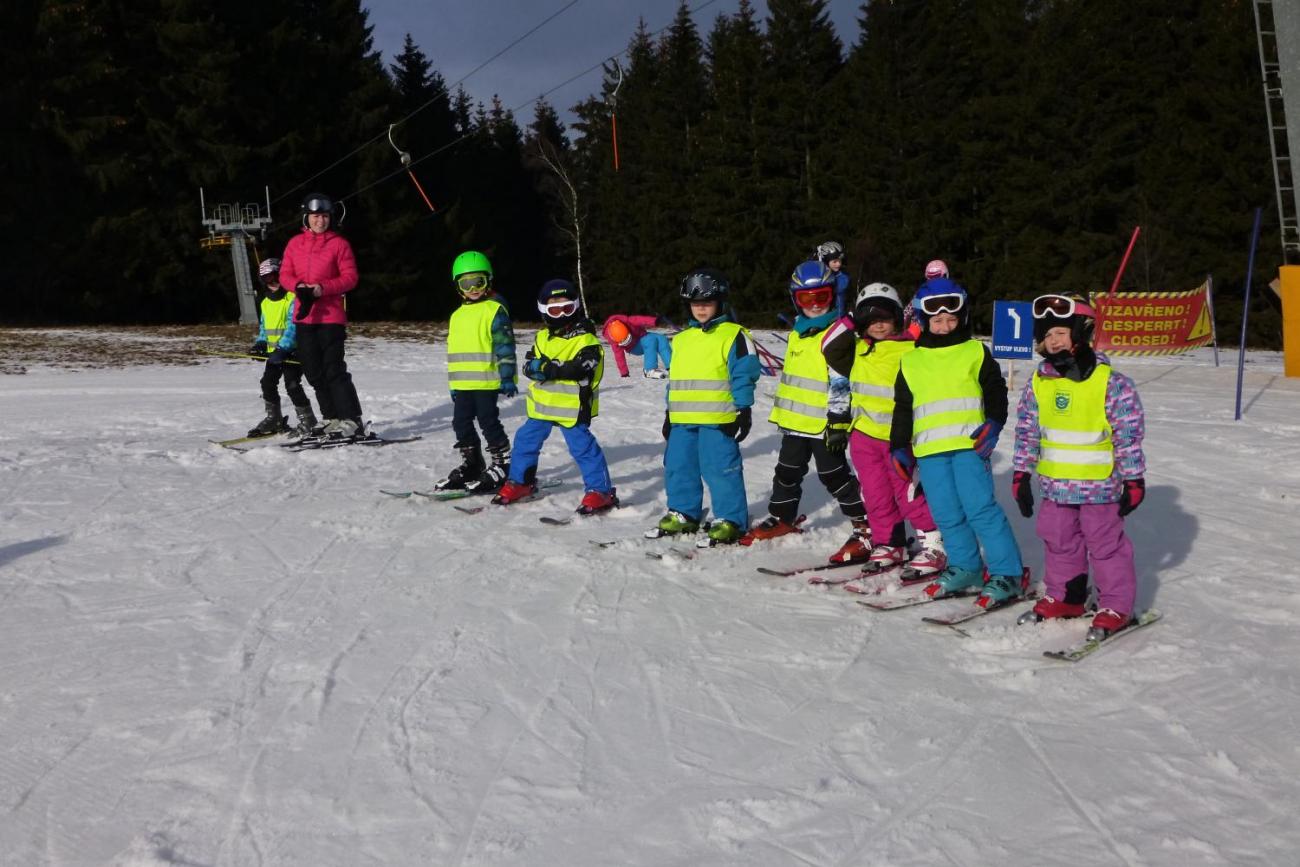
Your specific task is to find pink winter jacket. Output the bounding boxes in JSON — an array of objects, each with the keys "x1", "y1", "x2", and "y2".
[
  {"x1": 279, "y1": 227, "x2": 359, "y2": 325},
  {"x1": 601, "y1": 314, "x2": 659, "y2": 377}
]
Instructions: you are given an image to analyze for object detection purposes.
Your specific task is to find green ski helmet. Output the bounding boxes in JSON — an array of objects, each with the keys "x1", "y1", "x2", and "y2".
[{"x1": 452, "y1": 250, "x2": 493, "y2": 281}]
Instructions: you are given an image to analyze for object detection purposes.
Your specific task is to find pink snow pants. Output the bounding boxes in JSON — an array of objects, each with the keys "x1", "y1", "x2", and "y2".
[
  {"x1": 1036, "y1": 499, "x2": 1137, "y2": 615},
  {"x1": 848, "y1": 431, "x2": 936, "y2": 543}
]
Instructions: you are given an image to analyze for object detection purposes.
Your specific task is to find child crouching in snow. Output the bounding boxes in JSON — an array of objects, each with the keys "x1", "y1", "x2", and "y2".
[
  {"x1": 1012, "y1": 294, "x2": 1146, "y2": 639},
  {"x1": 601, "y1": 314, "x2": 672, "y2": 379}
]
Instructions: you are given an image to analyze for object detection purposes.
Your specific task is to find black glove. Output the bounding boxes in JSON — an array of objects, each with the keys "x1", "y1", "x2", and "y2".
[
  {"x1": 1011, "y1": 470, "x2": 1034, "y2": 518},
  {"x1": 720, "y1": 407, "x2": 752, "y2": 443},
  {"x1": 249, "y1": 341, "x2": 267, "y2": 357},
  {"x1": 266, "y1": 347, "x2": 290, "y2": 366},
  {"x1": 294, "y1": 284, "x2": 315, "y2": 319},
  {"x1": 824, "y1": 419, "x2": 849, "y2": 453},
  {"x1": 1117, "y1": 477, "x2": 1145, "y2": 517},
  {"x1": 662, "y1": 412, "x2": 672, "y2": 441}
]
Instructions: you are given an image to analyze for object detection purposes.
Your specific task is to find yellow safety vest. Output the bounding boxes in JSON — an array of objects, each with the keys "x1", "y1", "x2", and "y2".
[
  {"x1": 899, "y1": 340, "x2": 986, "y2": 457},
  {"x1": 526, "y1": 330, "x2": 603, "y2": 427},
  {"x1": 668, "y1": 322, "x2": 747, "y2": 424},
  {"x1": 260, "y1": 294, "x2": 292, "y2": 349},
  {"x1": 769, "y1": 329, "x2": 830, "y2": 434},
  {"x1": 1032, "y1": 365, "x2": 1114, "y2": 480},
  {"x1": 447, "y1": 299, "x2": 506, "y2": 391},
  {"x1": 849, "y1": 338, "x2": 914, "y2": 440}
]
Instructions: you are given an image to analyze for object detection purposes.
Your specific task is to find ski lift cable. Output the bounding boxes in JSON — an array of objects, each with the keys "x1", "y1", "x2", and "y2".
[
  {"x1": 340, "y1": 0, "x2": 725, "y2": 206},
  {"x1": 274, "y1": 0, "x2": 584, "y2": 206}
]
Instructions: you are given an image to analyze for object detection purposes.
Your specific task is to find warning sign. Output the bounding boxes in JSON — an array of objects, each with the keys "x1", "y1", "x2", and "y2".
[{"x1": 1090, "y1": 282, "x2": 1217, "y2": 356}]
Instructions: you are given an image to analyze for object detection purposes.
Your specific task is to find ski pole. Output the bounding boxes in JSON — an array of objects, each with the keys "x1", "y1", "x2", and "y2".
[{"x1": 197, "y1": 348, "x2": 301, "y2": 365}]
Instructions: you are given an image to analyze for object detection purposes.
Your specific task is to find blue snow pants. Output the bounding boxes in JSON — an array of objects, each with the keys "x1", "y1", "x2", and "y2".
[
  {"x1": 627, "y1": 332, "x2": 671, "y2": 371},
  {"x1": 664, "y1": 424, "x2": 748, "y2": 528},
  {"x1": 509, "y1": 416, "x2": 612, "y2": 493},
  {"x1": 916, "y1": 449, "x2": 1022, "y2": 578}
]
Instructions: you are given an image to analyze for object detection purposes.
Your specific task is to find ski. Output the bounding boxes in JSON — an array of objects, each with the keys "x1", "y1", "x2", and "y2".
[
  {"x1": 756, "y1": 558, "x2": 866, "y2": 579},
  {"x1": 856, "y1": 588, "x2": 979, "y2": 611},
  {"x1": 1043, "y1": 609, "x2": 1163, "y2": 662},
  {"x1": 646, "y1": 546, "x2": 696, "y2": 561},
  {"x1": 381, "y1": 478, "x2": 560, "y2": 501},
  {"x1": 451, "y1": 489, "x2": 549, "y2": 515},
  {"x1": 209, "y1": 432, "x2": 286, "y2": 448},
  {"x1": 538, "y1": 502, "x2": 623, "y2": 526},
  {"x1": 921, "y1": 593, "x2": 1040, "y2": 629},
  {"x1": 281, "y1": 433, "x2": 423, "y2": 452},
  {"x1": 840, "y1": 569, "x2": 931, "y2": 594}
]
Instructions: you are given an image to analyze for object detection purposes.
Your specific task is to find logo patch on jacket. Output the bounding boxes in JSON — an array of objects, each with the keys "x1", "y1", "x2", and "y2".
[{"x1": 1053, "y1": 391, "x2": 1071, "y2": 413}]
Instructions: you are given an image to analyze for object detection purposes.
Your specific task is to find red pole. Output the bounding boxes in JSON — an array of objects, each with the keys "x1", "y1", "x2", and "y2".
[
  {"x1": 610, "y1": 113, "x2": 621, "y2": 172},
  {"x1": 1108, "y1": 225, "x2": 1142, "y2": 295},
  {"x1": 406, "y1": 171, "x2": 437, "y2": 213}
]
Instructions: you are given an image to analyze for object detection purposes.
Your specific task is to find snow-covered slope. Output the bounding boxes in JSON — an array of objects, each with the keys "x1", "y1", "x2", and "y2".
[{"x1": 1, "y1": 331, "x2": 1297, "y2": 866}]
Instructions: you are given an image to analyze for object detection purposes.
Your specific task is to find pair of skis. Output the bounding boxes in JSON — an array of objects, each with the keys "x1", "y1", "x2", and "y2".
[
  {"x1": 211, "y1": 431, "x2": 422, "y2": 452},
  {"x1": 281, "y1": 432, "x2": 422, "y2": 452},
  {"x1": 380, "y1": 478, "x2": 562, "y2": 509}
]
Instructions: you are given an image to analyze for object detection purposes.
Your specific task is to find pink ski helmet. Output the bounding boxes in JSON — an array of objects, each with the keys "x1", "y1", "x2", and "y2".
[{"x1": 924, "y1": 259, "x2": 949, "y2": 280}]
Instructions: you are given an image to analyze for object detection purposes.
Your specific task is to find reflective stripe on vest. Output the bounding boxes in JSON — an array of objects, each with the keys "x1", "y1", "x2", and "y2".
[
  {"x1": 1032, "y1": 364, "x2": 1114, "y2": 480},
  {"x1": 447, "y1": 300, "x2": 504, "y2": 390},
  {"x1": 849, "y1": 338, "x2": 914, "y2": 439},
  {"x1": 899, "y1": 340, "x2": 985, "y2": 457},
  {"x1": 668, "y1": 323, "x2": 746, "y2": 424},
  {"x1": 261, "y1": 295, "x2": 292, "y2": 350},
  {"x1": 526, "y1": 330, "x2": 603, "y2": 427},
  {"x1": 768, "y1": 330, "x2": 829, "y2": 434}
]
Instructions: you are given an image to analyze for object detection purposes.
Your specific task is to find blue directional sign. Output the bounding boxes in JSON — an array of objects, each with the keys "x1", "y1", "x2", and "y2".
[{"x1": 991, "y1": 300, "x2": 1035, "y2": 360}]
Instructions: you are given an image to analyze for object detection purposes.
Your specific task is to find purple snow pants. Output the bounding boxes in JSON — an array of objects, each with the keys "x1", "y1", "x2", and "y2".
[
  {"x1": 849, "y1": 431, "x2": 936, "y2": 543},
  {"x1": 1036, "y1": 499, "x2": 1137, "y2": 615}
]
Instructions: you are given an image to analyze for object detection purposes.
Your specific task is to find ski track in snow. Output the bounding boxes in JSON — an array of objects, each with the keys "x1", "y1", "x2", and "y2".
[{"x1": 1, "y1": 334, "x2": 1298, "y2": 865}]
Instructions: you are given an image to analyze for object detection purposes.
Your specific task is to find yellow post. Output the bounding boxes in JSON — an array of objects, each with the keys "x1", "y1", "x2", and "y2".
[{"x1": 1283, "y1": 265, "x2": 1300, "y2": 378}]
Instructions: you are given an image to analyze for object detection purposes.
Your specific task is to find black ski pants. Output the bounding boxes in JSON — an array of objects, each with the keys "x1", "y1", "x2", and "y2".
[
  {"x1": 296, "y1": 324, "x2": 362, "y2": 423},
  {"x1": 766, "y1": 433, "x2": 866, "y2": 524},
  {"x1": 259, "y1": 357, "x2": 309, "y2": 408},
  {"x1": 450, "y1": 390, "x2": 509, "y2": 450}
]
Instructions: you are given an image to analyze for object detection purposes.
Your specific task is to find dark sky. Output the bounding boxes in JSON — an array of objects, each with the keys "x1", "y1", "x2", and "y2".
[{"x1": 365, "y1": 1, "x2": 863, "y2": 124}]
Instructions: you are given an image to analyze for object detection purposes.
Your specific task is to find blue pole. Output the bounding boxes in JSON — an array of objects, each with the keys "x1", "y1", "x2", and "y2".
[{"x1": 1235, "y1": 207, "x2": 1263, "y2": 421}]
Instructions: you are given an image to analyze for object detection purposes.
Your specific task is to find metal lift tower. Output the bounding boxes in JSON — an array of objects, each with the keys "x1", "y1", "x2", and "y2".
[
  {"x1": 200, "y1": 187, "x2": 273, "y2": 325},
  {"x1": 1255, "y1": 0, "x2": 1300, "y2": 262}
]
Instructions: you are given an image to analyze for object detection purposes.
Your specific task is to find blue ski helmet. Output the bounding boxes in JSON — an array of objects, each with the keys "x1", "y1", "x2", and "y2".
[
  {"x1": 911, "y1": 277, "x2": 970, "y2": 329},
  {"x1": 788, "y1": 260, "x2": 835, "y2": 311}
]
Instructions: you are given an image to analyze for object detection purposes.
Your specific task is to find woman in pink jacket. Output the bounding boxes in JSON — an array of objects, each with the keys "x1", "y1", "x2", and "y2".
[
  {"x1": 601, "y1": 314, "x2": 672, "y2": 379},
  {"x1": 278, "y1": 192, "x2": 365, "y2": 439}
]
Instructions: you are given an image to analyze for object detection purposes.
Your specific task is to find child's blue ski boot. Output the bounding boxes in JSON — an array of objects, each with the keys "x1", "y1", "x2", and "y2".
[
  {"x1": 924, "y1": 565, "x2": 984, "y2": 599},
  {"x1": 976, "y1": 567, "x2": 1031, "y2": 609}
]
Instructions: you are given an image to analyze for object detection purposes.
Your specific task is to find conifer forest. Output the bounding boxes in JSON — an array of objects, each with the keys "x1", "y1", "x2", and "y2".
[{"x1": 4, "y1": 0, "x2": 1285, "y2": 344}]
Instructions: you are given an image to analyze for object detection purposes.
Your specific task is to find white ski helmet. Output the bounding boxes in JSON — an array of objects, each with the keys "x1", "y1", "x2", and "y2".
[{"x1": 853, "y1": 282, "x2": 904, "y2": 329}]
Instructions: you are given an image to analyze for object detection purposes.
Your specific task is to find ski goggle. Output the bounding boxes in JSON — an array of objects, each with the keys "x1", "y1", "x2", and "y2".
[
  {"x1": 538, "y1": 297, "x2": 580, "y2": 318},
  {"x1": 917, "y1": 293, "x2": 965, "y2": 316},
  {"x1": 1032, "y1": 294, "x2": 1081, "y2": 319},
  {"x1": 792, "y1": 285, "x2": 834, "y2": 309},
  {"x1": 455, "y1": 273, "x2": 490, "y2": 294},
  {"x1": 303, "y1": 196, "x2": 333, "y2": 214}
]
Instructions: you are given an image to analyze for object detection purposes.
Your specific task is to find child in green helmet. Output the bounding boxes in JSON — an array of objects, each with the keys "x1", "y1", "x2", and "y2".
[{"x1": 435, "y1": 250, "x2": 518, "y2": 493}]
